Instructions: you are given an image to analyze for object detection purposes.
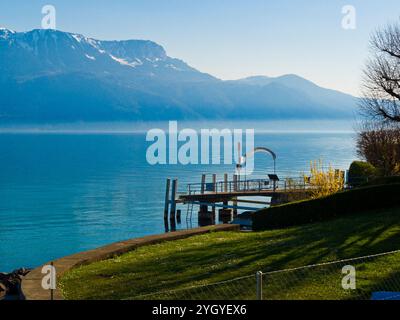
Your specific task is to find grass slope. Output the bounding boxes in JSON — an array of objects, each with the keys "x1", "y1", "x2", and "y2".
[{"x1": 61, "y1": 207, "x2": 400, "y2": 300}]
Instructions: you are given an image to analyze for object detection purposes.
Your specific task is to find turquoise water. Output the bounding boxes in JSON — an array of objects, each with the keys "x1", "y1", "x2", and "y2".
[{"x1": 0, "y1": 121, "x2": 357, "y2": 272}]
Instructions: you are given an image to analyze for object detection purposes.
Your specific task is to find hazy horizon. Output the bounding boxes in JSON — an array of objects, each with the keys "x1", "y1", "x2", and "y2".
[{"x1": 0, "y1": 119, "x2": 357, "y2": 135}]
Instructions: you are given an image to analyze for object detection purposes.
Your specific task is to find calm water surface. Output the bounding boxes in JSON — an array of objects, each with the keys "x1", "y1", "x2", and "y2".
[{"x1": 0, "y1": 121, "x2": 358, "y2": 271}]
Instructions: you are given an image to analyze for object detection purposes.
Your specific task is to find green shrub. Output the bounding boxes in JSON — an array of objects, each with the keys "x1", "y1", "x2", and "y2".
[
  {"x1": 252, "y1": 183, "x2": 400, "y2": 230},
  {"x1": 348, "y1": 161, "x2": 377, "y2": 187}
]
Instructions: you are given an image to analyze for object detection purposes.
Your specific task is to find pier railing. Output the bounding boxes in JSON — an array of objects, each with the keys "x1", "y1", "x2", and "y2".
[{"x1": 186, "y1": 177, "x2": 308, "y2": 195}]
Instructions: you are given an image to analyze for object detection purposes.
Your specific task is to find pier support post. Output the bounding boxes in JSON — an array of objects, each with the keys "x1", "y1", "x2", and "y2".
[
  {"x1": 199, "y1": 174, "x2": 208, "y2": 214},
  {"x1": 170, "y1": 179, "x2": 178, "y2": 222},
  {"x1": 219, "y1": 208, "x2": 232, "y2": 223},
  {"x1": 232, "y1": 198, "x2": 238, "y2": 217},
  {"x1": 164, "y1": 179, "x2": 171, "y2": 220},
  {"x1": 198, "y1": 204, "x2": 214, "y2": 227}
]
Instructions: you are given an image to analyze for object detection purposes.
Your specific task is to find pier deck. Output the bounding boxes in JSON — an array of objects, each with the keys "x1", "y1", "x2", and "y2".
[{"x1": 177, "y1": 189, "x2": 305, "y2": 203}]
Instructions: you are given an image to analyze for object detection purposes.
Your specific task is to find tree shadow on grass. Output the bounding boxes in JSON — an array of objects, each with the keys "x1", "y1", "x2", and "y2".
[{"x1": 64, "y1": 207, "x2": 400, "y2": 299}]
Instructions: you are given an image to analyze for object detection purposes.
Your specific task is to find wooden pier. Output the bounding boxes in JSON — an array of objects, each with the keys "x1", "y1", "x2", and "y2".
[{"x1": 164, "y1": 173, "x2": 312, "y2": 226}]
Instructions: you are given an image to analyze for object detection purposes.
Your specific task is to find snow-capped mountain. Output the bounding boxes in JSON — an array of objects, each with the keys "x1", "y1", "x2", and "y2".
[
  {"x1": 0, "y1": 28, "x2": 211, "y2": 81},
  {"x1": 0, "y1": 28, "x2": 357, "y2": 123}
]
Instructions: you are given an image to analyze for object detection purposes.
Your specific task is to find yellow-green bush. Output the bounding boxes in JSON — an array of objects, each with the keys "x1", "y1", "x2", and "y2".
[{"x1": 306, "y1": 160, "x2": 344, "y2": 199}]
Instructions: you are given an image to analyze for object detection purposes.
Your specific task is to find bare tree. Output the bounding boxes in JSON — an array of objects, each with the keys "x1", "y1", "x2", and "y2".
[
  {"x1": 356, "y1": 122, "x2": 400, "y2": 176},
  {"x1": 361, "y1": 20, "x2": 400, "y2": 123}
]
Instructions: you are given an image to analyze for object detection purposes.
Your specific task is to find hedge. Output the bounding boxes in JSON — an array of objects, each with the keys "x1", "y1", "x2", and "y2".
[
  {"x1": 363, "y1": 176, "x2": 400, "y2": 187},
  {"x1": 252, "y1": 183, "x2": 400, "y2": 230}
]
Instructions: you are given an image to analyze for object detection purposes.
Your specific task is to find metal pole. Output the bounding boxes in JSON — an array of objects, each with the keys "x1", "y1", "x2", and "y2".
[
  {"x1": 256, "y1": 271, "x2": 263, "y2": 300},
  {"x1": 212, "y1": 174, "x2": 217, "y2": 193},
  {"x1": 233, "y1": 174, "x2": 238, "y2": 217},
  {"x1": 212, "y1": 174, "x2": 217, "y2": 217},
  {"x1": 233, "y1": 174, "x2": 238, "y2": 191},
  {"x1": 201, "y1": 174, "x2": 206, "y2": 194}
]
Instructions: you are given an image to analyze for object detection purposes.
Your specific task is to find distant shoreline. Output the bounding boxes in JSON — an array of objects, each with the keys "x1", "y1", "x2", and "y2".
[{"x1": 0, "y1": 119, "x2": 356, "y2": 134}]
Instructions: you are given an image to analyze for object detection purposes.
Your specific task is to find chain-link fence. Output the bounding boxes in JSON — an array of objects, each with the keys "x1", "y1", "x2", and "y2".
[{"x1": 130, "y1": 250, "x2": 400, "y2": 300}]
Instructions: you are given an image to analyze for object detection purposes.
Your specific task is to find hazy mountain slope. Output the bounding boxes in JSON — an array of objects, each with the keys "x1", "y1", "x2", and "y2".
[{"x1": 0, "y1": 28, "x2": 357, "y2": 123}]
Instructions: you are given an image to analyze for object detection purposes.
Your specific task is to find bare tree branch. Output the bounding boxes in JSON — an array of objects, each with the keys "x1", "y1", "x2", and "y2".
[
  {"x1": 356, "y1": 123, "x2": 400, "y2": 176},
  {"x1": 362, "y1": 19, "x2": 400, "y2": 123}
]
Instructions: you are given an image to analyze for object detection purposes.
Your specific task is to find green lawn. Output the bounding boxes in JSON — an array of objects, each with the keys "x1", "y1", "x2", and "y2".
[{"x1": 60, "y1": 206, "x2": 400, "y2": 300}]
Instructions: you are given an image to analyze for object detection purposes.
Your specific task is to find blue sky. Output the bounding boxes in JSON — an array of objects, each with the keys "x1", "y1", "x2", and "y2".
[{"x1": 1, "y1": 0, "x2": 400, "y2": 96}]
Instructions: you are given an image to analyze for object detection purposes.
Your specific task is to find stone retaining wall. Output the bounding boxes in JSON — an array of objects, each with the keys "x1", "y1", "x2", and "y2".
[{"x1": 21, "y1": 224, "x2": 240, "y2": 300}]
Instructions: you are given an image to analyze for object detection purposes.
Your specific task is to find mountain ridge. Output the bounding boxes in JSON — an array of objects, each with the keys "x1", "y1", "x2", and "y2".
[{"x1": 0, "y1": 28, "x2": 357, "y2": 123}]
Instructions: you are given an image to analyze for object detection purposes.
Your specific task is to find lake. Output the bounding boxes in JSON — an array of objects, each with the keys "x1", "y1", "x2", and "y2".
[{"x1": 0, "y1": 120, "x2": 358, "y2": 272}]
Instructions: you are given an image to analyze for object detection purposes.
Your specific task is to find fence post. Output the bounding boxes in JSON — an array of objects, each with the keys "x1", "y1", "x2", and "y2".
[{"x1": 256, "y1": 271, "x2": 263, "y2": 300}]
